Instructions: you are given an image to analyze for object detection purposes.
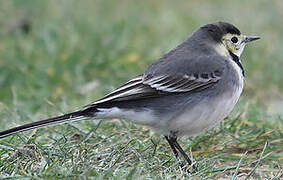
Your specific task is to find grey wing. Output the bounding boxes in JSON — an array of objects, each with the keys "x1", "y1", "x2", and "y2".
[{"x1": 85, "y1": 55, "x2": 226, "y2": 107}]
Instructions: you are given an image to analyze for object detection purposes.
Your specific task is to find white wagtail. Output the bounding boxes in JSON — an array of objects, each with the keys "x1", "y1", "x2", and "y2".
[{"x1": 0, "y1": 22, "x2": 259, "y2": 168}]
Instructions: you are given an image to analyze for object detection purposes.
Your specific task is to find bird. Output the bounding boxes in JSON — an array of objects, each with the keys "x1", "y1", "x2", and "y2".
[{"x1": 0, "y1": 21, "x2": 259, "y2": 169}]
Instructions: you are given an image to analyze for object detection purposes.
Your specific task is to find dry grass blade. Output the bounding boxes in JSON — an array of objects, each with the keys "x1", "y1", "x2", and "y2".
[{"x1": 245, "y1": 141, "x2": 268, "y2": 180}]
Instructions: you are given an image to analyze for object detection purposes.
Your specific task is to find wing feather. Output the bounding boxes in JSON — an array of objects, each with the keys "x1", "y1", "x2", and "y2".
[
  {"x1": 85, "y1": 55, "x2": 226, "y2": 107},
  {"x1": 86, "y1": 71, "x2": 221, "y2": 107}
]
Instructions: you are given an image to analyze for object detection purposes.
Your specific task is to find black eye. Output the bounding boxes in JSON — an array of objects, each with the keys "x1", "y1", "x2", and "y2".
[{"x1": 231, "y1": 37, "x2": 238, "y2": 43}]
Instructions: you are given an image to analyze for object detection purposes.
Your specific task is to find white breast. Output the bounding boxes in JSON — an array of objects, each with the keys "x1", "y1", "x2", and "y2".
[{"x1": 170, "y1": 59, "x2": 244, "y2": 136}]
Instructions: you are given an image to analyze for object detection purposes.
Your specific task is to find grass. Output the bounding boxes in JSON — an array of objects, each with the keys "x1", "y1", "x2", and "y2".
[{"x1": 0, "y1": 0, "x2": 282, "y2": 179}]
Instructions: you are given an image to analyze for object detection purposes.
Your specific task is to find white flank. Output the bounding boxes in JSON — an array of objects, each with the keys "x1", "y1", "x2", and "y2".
[{"x1": 96, "y1": 107, "x2": 157, "y2": 126}]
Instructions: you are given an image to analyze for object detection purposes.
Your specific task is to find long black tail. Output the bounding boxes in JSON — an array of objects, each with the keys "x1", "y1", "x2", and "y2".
[{"x1": 0, "y1": 110, "x2": 90, "y2": 139}]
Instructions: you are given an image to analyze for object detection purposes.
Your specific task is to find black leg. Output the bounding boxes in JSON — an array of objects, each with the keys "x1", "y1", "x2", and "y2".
[
  {"x1": 165, "y1": 135, "x2": 185, "y2": 168},
  {"x1": 165, "y1": 136, "x2": 179, "y2": 159},
  {"x1": 167, "y1": 132, "x2": 196, "y2": 170},
  {"x1": 172, "y1": 140, "x2": 192, "y2": 165}
]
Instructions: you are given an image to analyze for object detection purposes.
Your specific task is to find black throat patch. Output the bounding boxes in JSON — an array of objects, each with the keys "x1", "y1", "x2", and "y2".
[{"x1": 228, "y1": 51, "x2": 245, "y2": 77}]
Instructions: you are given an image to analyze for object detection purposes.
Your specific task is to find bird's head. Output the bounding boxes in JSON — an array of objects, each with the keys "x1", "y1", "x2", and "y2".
[{"x1": 200, "y1": 22, "x2": 260, "y2": 57}]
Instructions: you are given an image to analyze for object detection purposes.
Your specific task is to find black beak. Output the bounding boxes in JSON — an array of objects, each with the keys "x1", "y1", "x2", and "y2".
[{"x1": 243, "y1": 36, "x2": 260, "y2": 43}]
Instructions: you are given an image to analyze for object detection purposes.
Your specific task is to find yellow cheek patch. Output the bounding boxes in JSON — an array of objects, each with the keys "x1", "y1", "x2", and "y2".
[
  {"x1": 228, "y1": 46, "x2": 237, "y2": 54},
  {"x1": 222, "y1": 34, "x2": 243, "y2": 54}
]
